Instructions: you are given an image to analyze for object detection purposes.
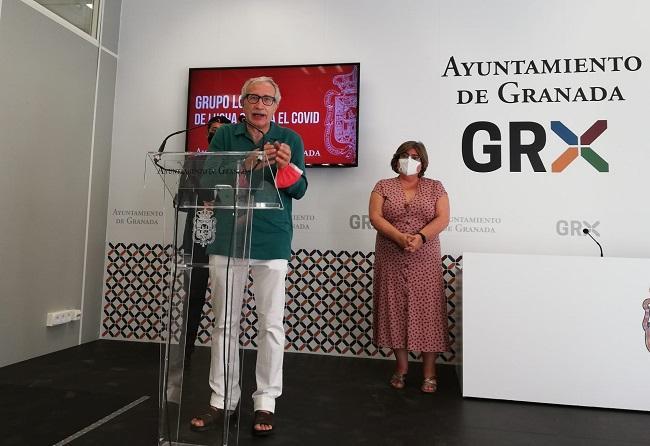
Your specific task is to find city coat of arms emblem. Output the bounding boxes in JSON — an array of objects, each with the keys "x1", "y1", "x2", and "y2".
[{"x1": 193, "y1": 208, "x2": 216, "y2": 247}]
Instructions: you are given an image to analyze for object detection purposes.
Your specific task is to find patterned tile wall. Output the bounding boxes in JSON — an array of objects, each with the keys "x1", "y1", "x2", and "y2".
[{"x1": 102, "y1": 243, "x2": 462, "y2": 363}]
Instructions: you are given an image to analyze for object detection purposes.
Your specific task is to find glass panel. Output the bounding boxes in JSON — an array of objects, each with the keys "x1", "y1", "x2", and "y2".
[
  {"x1": 33, "y1": 0, "x2": 100, "y2": 37},
  {"x1": 146, "y1": 151, "x2": 284, "y2": 210},
  {"x1": 146, "y1": 151, "x2": 283, "y2": 446}
]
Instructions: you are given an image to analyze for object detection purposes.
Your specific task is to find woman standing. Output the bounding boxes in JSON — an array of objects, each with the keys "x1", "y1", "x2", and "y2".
[{"x1": 369, "y1": 141, "x2": 450, "y2": 393}]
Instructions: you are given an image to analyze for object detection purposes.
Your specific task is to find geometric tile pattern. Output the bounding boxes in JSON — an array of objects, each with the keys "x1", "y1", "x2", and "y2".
[
  {"x1": 102, "y1": 242, "x2": 462, "y2": 364},
  {"x1": 103, "y1": 243, "x2": 171, "y2": 340}
]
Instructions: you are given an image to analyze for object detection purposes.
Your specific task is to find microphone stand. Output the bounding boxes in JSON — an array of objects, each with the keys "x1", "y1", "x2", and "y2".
[
  {"x1": 582, "y1": 228, "x2": 604, "y2": 257},
  {"x1": 156, "y1": 121, "x2": 208, "y2": 444},
  {"x1": 154, "y1": 123, "x2": 209, "y2": 174},
  {"x1": 240, "y1": 117, "x2": 269, "y2": 172},
  {"x1": 158, "y1": 123, "x2": 208, "y2": 153}
]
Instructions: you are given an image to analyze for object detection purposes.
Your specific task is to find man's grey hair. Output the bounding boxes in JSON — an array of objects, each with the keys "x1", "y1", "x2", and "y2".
[{"x1": 240, "y1": 76, "x2": 282, "y2": 103}]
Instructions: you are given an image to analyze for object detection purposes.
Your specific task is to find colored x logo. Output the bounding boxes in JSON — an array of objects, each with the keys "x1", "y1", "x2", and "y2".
[{"x1": 550, "y1": 120, "x2": 608, "y2": 172}]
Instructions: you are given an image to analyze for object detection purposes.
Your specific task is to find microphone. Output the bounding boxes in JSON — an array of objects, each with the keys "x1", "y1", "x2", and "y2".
[
  {"x1": 240, "y1": 116, "x2": 267, "y2": 148},
  {"x1": 582, "y1": 228, "x2": 603, "y2": 257},
  {"x1": 241, "y1": 118, "x2": 268, "y2": 170},
  {"x1": 157, "y1": 123, "x2": 208, "y2": 153}
]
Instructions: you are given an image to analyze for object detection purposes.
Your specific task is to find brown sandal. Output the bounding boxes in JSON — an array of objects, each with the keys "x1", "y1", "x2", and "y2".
[
  {"x1": 189, "y1": 407, "x2": 236, "y2": 432},
  {"x1": 421, "y1": 377, "x2": 438, "y2": 394},
  {"x1": 389, "y1": 373, "x2": 407, "y2": 389},
  {"x1": 252, "y1": 410, "x2": 274, "y2": 437}
]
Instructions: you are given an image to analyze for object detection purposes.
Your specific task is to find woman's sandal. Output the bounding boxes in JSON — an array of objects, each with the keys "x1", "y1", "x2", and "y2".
[
  {"x1": 189, "y1": 407, "x2": 236, "y2": 432},
  {"x1": 421, "y1": 377, "x2": 438, "y2": 394},
  {"x1": 389, "y1": 373, "x2": 407, "y2": 389},
  {"x1": 251, "y1": 410, "x2": 274, "y2": 437}
]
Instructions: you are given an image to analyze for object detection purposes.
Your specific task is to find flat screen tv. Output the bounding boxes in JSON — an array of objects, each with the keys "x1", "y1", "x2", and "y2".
[{"x1": 186, "y1": 63, "x2": 360, "y2": 167}]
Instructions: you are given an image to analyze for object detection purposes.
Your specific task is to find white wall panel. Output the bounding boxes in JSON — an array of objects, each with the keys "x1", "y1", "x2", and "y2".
[
  {"x1": 0, "y1": 0, "x2": 99, "y2": 366},
  {"x1": 109, "y1": 0, "x2": 650, "y2": 259}
]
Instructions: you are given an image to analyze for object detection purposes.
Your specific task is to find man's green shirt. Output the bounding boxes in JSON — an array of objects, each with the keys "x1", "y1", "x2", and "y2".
[{"x1": 201, "y1": 121, "x2": 308, "y2": 260}]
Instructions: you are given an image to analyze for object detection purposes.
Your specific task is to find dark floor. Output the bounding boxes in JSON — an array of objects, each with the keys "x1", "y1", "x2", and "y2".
[{"x1": 0, "y1": 340, "x2": 648, "y2": 446}]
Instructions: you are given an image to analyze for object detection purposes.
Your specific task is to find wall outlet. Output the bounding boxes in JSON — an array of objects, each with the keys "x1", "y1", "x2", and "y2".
[{"x1": 46, "y1": 309, "x2": 82, "y2": 327}]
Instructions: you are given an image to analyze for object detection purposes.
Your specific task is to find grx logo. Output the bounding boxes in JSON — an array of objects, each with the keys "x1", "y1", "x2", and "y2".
[
  {"x1": 462, "y1": 120, "x2": 610, "y2": 173},
  {"x1": 550, "y1": 120, "x2": 608, "y2": 172},
  {"x1": 556, "y1": 220, "x2": 600, "y2": 237}
]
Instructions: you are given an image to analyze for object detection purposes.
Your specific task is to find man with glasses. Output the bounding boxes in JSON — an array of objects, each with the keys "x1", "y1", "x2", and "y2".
[{"x1": 191, "y1": 77, "x2": 307, "y2": 437}]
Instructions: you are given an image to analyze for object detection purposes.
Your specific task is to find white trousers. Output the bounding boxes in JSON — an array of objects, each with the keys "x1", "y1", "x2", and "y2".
[{"x1": 208, "y1": 254, "x2": 288, "y2": 413}]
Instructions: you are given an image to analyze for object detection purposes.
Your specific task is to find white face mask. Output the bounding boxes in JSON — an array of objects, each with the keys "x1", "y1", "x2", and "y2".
[{"x1": 398, "y1": 157, "x2": 421, "y2": 176}]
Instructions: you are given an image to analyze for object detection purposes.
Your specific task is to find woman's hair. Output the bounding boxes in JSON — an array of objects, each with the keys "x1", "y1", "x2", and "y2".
[{"x1": 390, "y1": 141, "x2": 429, "y2": 177}]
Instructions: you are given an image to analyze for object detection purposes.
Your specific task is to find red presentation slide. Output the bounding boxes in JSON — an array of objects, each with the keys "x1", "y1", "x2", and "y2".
[{"x1": 186, "y1": 63, "x2": 359, "y2": 167}]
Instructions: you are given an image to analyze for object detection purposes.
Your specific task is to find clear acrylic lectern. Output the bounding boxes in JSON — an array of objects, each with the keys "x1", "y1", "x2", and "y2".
[{"x1": 145, "y1": 151, "x2": 283, "y2": 446}]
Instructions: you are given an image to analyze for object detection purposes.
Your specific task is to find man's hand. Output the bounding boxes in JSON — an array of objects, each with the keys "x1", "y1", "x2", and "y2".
[
  {"x1": 263, "y1": 142, "x2": 277, "y2": 165},
  {"x1": 274, "y1": 142, "x2": 291, "y2": 169},
  {"x1": 262, "y1": 141, "x2": 291, "y2": 168}
]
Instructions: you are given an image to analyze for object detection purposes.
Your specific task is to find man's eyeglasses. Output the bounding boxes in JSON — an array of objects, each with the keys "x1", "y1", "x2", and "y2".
[
  {"x1": 399, "y1": 153, "x2": 421, "y2": 162},
  {"x1": 244, "y1": 94, "x2": 276, "y2": 106}
]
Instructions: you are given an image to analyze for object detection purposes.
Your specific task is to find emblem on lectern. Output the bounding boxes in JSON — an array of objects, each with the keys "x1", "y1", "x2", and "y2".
[
  {"x1": 193, "y1": 208, "x2": 216, "y2": 247},
  {"x1": 642, "y1": 290, "x2": 650, "y2": 353}
]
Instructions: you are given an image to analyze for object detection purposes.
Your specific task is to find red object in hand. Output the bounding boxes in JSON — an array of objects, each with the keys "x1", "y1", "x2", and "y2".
[{"x1": 275, "y1": 163, "x2": 303, "y2": 188}]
